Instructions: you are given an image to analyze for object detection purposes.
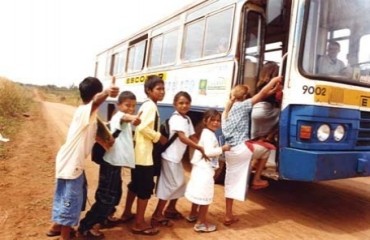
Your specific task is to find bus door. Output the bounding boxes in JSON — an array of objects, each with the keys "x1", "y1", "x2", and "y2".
[{"x1": 237, "y1": 3, "x2": 266, "y2": 96}]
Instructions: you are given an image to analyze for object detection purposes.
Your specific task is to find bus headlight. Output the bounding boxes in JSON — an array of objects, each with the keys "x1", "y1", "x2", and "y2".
[
  {"x1": 333, "y1": 125, "x2": 345, "y2": 142},
  {"x1": 317, "y1": 124, "x2": 330, "y2": 141}
]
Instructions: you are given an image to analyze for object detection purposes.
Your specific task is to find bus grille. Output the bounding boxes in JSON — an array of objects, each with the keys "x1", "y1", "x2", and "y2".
[{"x1": 357, "y1": 111, "x2": 370, "y2": 147}]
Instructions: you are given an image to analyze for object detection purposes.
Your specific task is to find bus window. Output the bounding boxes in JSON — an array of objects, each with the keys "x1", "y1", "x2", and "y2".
[
  {"x1": 359, "y1": 34, "x2": 370, "y2": 78},
  {"x1": 242, "y1": 10, "x2": 263, "y2": 95},
  {"x1": 149, "y1": 29, "x2": 178, "y2": 67},
  {"x1": 127, "y1": 39, "x2": 147, "y2": 73},
  {"x1": 183, "y1": 19, "x2": 205, "y2": 60},
  {"x1": 110, "y1": 51, "x2": 126, "y2": 76},
  {"x1": 300, "y1": 0, "x2": 370, "y2": 85},
  {"x1": 203, "y1": 7, "x2": 233, "y2": 56},
  {"x1": 264, "y1": 42, "x2": 282, "y2": 63},
  {"x1": 183, "y1": 7, "x2": 234, "y2": 60}
]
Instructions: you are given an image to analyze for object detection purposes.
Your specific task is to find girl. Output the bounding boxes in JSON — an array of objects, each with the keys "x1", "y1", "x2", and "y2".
[
  {"x1": 151, "y1": 91, "x2": 207, "y2": 227},
  {"x1": 185, "y1": 109, "x2": 230, "y2": 233},
  {"x1": 222, "y1": 75, "x2": 282, "y2": 226},
  {"x1": 250, "y1": 62, "x2": 282, "y2": 189}
]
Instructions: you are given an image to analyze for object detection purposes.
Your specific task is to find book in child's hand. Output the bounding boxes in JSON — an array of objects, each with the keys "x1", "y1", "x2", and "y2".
[{"x1": 96, "y1": 118, "x2": 114, "y2": 151}]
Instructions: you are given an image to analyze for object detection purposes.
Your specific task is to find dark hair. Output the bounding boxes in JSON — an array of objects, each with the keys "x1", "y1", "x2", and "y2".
[
  {"x1": 118, "y1": 91, "x2": 136, "y2": 104},
  {"x1": 79, "y1": 77, "x2": 103, "y2": 103},
  {"x1": 173, "y1": 91, "x2": 192, "y2": 104},
  {"x1": 328, "y1": 41, "x2": 340, "y2": 48},
  {"x1": 144, "y1": 75, "x2": 164, "y2": 95},
  {"x1": 203, "y1": 109, "x2": 221, "y2": 124}
]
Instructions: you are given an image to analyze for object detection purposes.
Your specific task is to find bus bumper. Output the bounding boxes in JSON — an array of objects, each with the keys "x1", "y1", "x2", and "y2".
[{"x1": 279, "y1": 148, "x2": 370, "y2": 181}]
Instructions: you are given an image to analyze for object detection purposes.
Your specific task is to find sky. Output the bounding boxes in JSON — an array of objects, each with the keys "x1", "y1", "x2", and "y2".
[{"x1": 0, "y1": 0, "x2": 197, "y2": 87}]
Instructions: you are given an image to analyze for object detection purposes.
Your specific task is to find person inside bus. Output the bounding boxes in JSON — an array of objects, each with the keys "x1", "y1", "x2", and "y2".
[
  {"x1": 250, "y1": 62, "x2": 282, "y2": 190},
  {"x1": 221, "y1": 75, "x2": 282, "y2": 226},
  {"x1": 317, "y1": 41, "x2": 345, "y2": 75}
]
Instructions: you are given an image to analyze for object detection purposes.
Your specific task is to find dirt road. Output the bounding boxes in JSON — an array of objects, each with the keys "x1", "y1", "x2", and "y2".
[{"x1": 2, "y1": 100, "x2": 370, "y2": 240}]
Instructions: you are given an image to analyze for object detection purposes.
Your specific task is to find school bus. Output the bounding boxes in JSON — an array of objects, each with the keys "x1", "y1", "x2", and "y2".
[{"x1": 95, "y1": 0, "x2": 370, "y2": 181}]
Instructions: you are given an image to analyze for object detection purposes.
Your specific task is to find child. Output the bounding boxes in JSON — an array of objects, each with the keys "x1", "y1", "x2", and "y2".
[
  {"x1": 185, "y1": 109, "x2": 230, "y2": 232},
  {"x1": 151, "y1": 91, "x2": 207, "y2": 227},
  {"x1": 221, "y1": 76, "x2": 281, "y2": 226},
  {"x1": 125, "y1": 75, "x2": 166, "y2": 236},
  {"x1": 46, "y1": 77, "x2": 119, "y2": 240},
  {"x1": 250, "y1": 62, "x2": 282, "y2": 189},
  {"x1": 77, "y1": 91, "x2": 141, "y2": 239}
]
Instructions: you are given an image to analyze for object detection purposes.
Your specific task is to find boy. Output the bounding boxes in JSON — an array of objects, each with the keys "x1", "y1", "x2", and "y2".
[
  {"x1": 124, "y1": 75, "x2": 166, "y2": 236},
  {"x1": 78, "y1": 91, "x2": 141, "y2": 239},
  {"x1": 46, "y1": 77, "x2": 119, "y2": 240}
]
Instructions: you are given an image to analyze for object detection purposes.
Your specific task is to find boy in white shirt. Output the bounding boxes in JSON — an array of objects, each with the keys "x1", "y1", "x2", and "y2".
[
  {"x1": 46, "y1": 77, "x2": 119, "y2": 240},
  {"x1": 78, "y1": 91, "x2": 141, "y2": 239}
]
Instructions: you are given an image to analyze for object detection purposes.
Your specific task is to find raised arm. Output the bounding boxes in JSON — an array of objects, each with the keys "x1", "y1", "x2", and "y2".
[
  {"x1": 251, "y1": 76, "x2": 282, "y2": 106},
  {"x1": 91, "y1": 77, "x2": 119, "y2": 114}
]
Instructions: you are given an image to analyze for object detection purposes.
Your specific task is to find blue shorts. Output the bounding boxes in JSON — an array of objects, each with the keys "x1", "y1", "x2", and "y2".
[{"x1": 51, "y1": 173, "x2": 87, "y2": 226}]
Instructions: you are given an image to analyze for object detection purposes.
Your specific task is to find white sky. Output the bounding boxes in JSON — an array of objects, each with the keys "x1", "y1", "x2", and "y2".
[{"x1": 0, "y1": 0, "x2": 197, "y2": 87}]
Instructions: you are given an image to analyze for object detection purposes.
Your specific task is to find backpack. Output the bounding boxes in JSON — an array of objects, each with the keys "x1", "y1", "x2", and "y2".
[
  {"x1": 91, "y1": 120, "x2": 121, "y2": 165},
  {"x1": 152, "y1": 113, "x2": 179, "y2": 176}
]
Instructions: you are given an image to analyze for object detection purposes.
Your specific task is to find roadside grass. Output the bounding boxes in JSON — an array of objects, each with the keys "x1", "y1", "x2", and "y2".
[
  {"x1": 37, "y1": 85, "x2": 80, "y2": 107},
  {"x1": 0, "y1": 77, "x2": 33, "y2": 160}
]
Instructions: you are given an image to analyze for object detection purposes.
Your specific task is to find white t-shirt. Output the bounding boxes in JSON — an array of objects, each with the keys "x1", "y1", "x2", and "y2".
[
  {"x1": 191, "y1": 128, "x2": 223, "y2": 167},
  {"x1": 161, "y1": 112, "x2": 195, "y2": 163},
  {"x1": 103, "y1": 111, "x2": 135, "y2": 168},
  {"x1": 55, "y1": 102, "x2": 97, "y2": 179},
  {"x1": 318, "y1": 55, "x2": 345, "y2": 75}
]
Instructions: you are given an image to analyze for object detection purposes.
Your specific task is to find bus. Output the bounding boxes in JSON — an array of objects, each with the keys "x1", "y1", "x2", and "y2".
[{"x1": 95, "y1": 0, "x2": 370, "y2": 181}]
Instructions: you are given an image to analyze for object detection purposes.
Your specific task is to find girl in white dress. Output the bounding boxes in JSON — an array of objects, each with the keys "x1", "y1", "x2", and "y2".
[
  {"x1": 152, "y1": 91, "x2": 207, "y2": 227},
  {"x1": 185, "y1": 109, "x2": 230, "y2": 233}
]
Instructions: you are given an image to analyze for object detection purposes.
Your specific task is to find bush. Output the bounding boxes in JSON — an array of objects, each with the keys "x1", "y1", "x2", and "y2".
[
  {"x1": 0, "y1": 77, "x2": 31, "y2": 117},
  {"x1": 0, "y1": 77, "x2": 32, "y2": 160}
]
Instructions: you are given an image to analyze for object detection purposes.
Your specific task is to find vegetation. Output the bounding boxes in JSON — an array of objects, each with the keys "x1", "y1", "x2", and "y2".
[
  {"x1": 36, "y1": 84, "x2": 80, "y2": 106},
  {"x1": 0, "y1": 77, "x2": 33, "y2": 159}
]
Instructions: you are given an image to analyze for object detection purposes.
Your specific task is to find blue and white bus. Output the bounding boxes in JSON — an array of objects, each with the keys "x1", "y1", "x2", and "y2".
[{"x1": 95, "y1": 0, "x2": 370, "y2": 181}]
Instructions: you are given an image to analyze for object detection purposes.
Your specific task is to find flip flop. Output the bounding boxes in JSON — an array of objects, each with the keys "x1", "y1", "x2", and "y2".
[
  {"x1": 151, "y1": 217, "x2": 174, "y2": 227},
  {"x1": 46, "y1": 230, "x2": 60, "y2": 237},
  {"x1": 223, "y1": 217, "x2": 239, "y2": 226},
  {"x1": 46, "y1": 229, "x2": 76, "y2": 237},
  {"x1": 131, "y1": 227, "x2": 159, "y2": 236},
  {"x1": 164, "y1": 211, "x2": 184, "y2": 220},
  {"x1": 251, "y1": 181, "x2": 269, "y2": 190},
  {"x1": 120, "y1": 214, "x2": 135, "y2": 223}
]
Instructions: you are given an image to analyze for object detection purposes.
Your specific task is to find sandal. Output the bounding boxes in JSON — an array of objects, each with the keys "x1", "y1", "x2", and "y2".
[
  {"x1": 251, "y1": 180, "x2": 269, "y2": 190},
  {"x1": 164, "y1": 210, "x2": 184, "y2": 220},
  {"x1": 78, "y1": 229, "x2": 104, "y2": 240},
  {"x1": 193, "y1": 223, "x2": 217, "y2": 233},
  {"x1": 151, "y1": 217, "x2": 174, "y2": 227},
  {"x1": 131, "y1": 226, "x2": 159, "y2": 236},
  {"x1": 120, "y1": 214, "x2": 135, "y2": 223},
  {"x1": 100, "y1": 217, "x2": 121, "y2": 229},
  {"x1": 46, "y1": 228, "x2": 76, "y2": 237},
  {"x1": 186, "y1": 215, "x2": 198, "y2": 223}
]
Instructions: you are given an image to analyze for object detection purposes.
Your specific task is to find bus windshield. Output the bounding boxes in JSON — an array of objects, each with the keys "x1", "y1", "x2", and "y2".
[{"x1": 301, "y1": 0, "x2": 370, "y2": 86}]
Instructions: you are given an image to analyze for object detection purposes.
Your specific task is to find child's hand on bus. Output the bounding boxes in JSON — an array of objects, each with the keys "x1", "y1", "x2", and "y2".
[
  {"x1": 108, "y1": 76, "x2": 120, "y2": 98},
  {"x1": 267, "y1": 76, "x2": 283, "y2": 96}
]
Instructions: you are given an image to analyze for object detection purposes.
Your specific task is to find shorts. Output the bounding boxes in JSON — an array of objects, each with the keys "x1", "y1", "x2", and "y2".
[
  {"x1": 51, "y1": 173, "x2": 87, "y2": 226},
  {"x1": 128, "y1": 165, "x2": 155, "y2": 200},
  {"x1": 252, "y1": 143, "x2": 270, "y2": 160}
]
